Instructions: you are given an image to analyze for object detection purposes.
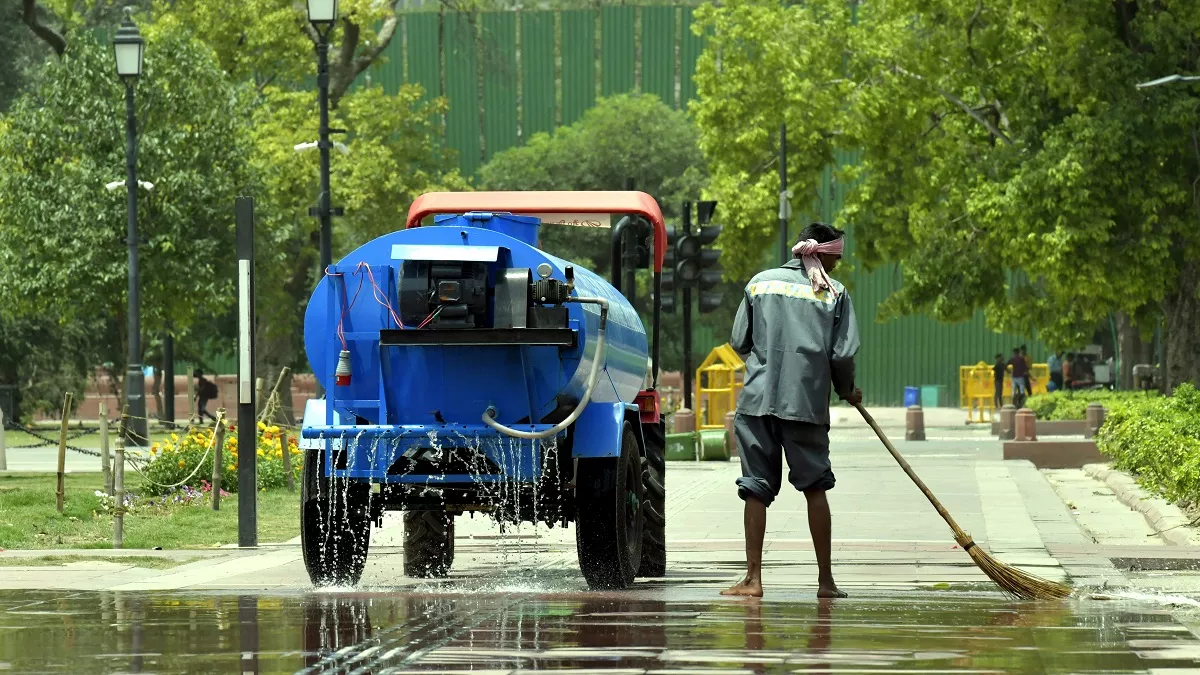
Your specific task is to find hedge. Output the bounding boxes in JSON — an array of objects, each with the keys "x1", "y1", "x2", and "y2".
[
  {"x1": 1096, "y1": 383, "x2": 1200, "y2": 506},
  {"x1": 1025, "y1": 390, "x2": 1156, "y2": 420}
]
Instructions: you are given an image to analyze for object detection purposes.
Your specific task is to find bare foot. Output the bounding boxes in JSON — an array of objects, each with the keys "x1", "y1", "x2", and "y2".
[
  {"x1": 817, "y1": 583, "x2": 847, "y2": 598},
  {"x1": 721, "y1": 576, "x2": 763, "y2": 597}
]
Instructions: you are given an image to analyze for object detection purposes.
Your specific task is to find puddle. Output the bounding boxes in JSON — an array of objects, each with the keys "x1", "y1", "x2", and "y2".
[{"x1": 1, "y1": 589, "x2": 1199, "y2": 672}]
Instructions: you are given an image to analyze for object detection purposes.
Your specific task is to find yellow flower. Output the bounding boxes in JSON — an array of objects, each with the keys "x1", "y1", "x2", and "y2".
[
  {"x1": 170, "y1": 433, "x2": 179, "y2": 443},
  {"x1": 177, "y1": 460, "x2": 185, "y2": 468},
  {"x1": 268, "y1": 426, "x2": 279, "y2": 434},
  {"x1": 257, "y1": 421, "x2": 267, "y2": 431}
]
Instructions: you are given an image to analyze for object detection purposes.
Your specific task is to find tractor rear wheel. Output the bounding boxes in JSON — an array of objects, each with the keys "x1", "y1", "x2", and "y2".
[
  {"x1": 301, "y1": 447, "x2": 372, "y2": 586},
  {"x1": 403, "y1": 511, "x2": 455, "y2": 578},
  {"x1": 575, "y1": 422, "x2": 644, "y2": 589},
  {"x1": 638, "y1": 420, "x2": 667, "y2": 577}
]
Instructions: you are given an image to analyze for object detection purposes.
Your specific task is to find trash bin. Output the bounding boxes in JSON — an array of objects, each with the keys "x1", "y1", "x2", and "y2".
[
  {"x1": 920, "y1": 385, "x2": 946, "y2": 409},
  {"x1": 903, "y1": 386, "x2": 920, "y2": 408},
  {"x1": 698, "y1": 430, "x2": 729, "y2": 461},
  {"x1": 665, "y1": 432, "x2": 697, "y2": 461}
]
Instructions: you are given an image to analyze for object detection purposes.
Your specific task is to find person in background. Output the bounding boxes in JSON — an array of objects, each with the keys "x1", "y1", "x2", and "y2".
[
  {"x1": 1063, "y1": 353, "x2": 1075, "y2": 390},
  {"x1": 193, "y1": 369, "x2": 219, "y2": 423},
  {"x1": 1020, "y1": 345, "x2": 1033, "y2": 393},
  {"x1": 1047, "y1": 351, "x2": 1064, "y2": 392},
  {"x1": 1008, "y1": 347, "x2": 1029, "y2": 407},
  {"x1": 993, "y1": 353, "x2": 1007, "y2": 410}
]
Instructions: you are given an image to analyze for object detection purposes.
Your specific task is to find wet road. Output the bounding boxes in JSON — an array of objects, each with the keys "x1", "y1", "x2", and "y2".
[{"x1": 3, "y1": 586, "x2": 1200, "y2": 673}]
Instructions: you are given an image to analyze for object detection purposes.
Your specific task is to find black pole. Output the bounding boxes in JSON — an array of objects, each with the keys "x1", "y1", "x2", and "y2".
[
  {"x1": 779, "y1": 123, "x2": 790, "y2": 265},
  {"x1": 124, "y1": 79, "x2": 148, "y2": 446},
  {"x1": 610, "y1": 216, "x2": 630, "y2": 293},
  {"x1": 162, "y1": 331, "x2": 174, "y2": 424},
  {"x1": 239, "y1": 595, "x2": 260, "y2": 674},
  {"x1": 681, "y1": 201, "x2": 694, "y2": 410},
  {"x1": 236, "y1": 196, "x2": 258, "y2": 547},
  {"x1": 317, "y1": 36, "x2": 333, "y2": 275}
]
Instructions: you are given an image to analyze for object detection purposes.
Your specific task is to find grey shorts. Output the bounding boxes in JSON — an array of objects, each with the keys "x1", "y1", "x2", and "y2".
[{"x1": 734, "y1": 413, "x2": 834, "y2": 507}]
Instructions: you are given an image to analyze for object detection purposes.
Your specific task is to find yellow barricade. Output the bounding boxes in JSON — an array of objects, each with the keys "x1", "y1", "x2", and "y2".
[
  {"x1": 695, "y1": 343, "x2": 745, "y2": 430},
  {"x1": 959, "y1": 361, "x2": 1049, "y2": 423}
]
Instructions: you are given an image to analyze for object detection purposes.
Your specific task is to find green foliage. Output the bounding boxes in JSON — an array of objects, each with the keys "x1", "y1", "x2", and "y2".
[
  {"x1": 1025, "y1": 390, "x2": 1155, "y2": 421},
  {"x1": 480, "y1": 93, "x2": 708, "y2": 272},
  {"x1": 0, "y1": 314, "x2": 97, "y2": 421},
  {"x1": 0, "y1": 25, "x2": 255, "y2": 388},
  {"x1": 1098, "y1": 384, "x2": 1200, "y2": 505},
  {"x1": 690, "y1": 0, "x2": 1200, "y2": 362}
]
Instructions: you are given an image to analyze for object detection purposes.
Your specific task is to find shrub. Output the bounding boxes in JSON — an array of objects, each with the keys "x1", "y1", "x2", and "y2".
[
  {"x1": 1097, "y1": 384, "x2": 1200, "y2": 505},
  {"x1": 1025, "y1": 390, "x2": 1157, "y2": 420},
  {"x1": 139, "y1": 422, "x2": 303, "y2": 496}
]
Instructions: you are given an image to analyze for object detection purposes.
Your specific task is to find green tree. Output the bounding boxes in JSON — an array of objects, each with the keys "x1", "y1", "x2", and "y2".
[
  {"x1": 480, "y1": 92, "x2": 708, "y2": 274},
  {"x1": 691, "y1": 0, "x2": 1200, "y2": 389},
  {"x1": 0, "y1": 25, "x2": 256, "y2": 401}
]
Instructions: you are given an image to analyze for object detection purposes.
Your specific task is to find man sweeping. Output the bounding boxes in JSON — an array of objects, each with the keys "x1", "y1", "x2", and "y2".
[{"x1": 722, "y1": 222, "x2": 861, "y2": 599}]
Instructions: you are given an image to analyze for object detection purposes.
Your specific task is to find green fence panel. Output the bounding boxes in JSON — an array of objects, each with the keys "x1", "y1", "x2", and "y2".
[
  {"x1": 445, "y1": 13, "x2": 481, "y2": 176},
  {"x1": 481, "y1": 12, "x2": 517, "y2": 160},
  {"x1": 600, "y1": 5, "x2": 636, "y2": 96},
  {"x1": 679, "y1": 6, "x2": 705, "y2": 108},
  {"x1": 520, "y1": 11, "x2": 556, "y2": 139},
  {"x1": 405, "y1": 13, "x2": 441, "y2": 100},
  {"x1": 561, "y1": 10, "x2": 596, "y2": 125},
  {"x1": 373, "y1": 23, "x2": 406, "y2": 95},
  {"x1": 641, "y1": 6, "x2": 676, "y2": 106}
]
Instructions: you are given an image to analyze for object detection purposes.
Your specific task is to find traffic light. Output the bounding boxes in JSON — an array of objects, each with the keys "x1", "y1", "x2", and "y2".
[
  {"x1": 655, "y1": 225, "x2": 678, "y2": 313},
  {"x1": 696, "y1": 200, "x2": 720, "y2": 314}
]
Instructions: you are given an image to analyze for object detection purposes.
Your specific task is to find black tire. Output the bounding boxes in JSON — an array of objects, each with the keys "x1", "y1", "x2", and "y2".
[
  {"x1": 575, "y1": 422, "x2": 644, "y2": 589},
  {"x1": 638, "y1": 420, "x2": 667, "y2": 578},
  {"x1": 301, "y1": 447, "x2": 372, "y2": 587},
  {"x1": 403, "y1": 511, "x2": 455, "y2": 578}
]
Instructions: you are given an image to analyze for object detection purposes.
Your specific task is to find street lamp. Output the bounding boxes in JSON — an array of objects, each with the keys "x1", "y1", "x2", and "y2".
[
  {"x1": 113, "y1": 7, "x2": 148, "y2": 446},
  {"x1": 306, "y1": 0, "x2": 342, "y2": 277}
]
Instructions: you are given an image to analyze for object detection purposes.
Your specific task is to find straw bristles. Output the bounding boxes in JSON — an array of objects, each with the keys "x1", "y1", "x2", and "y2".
[{"x1": 959, "y1": 535, "x2": 1073, "y2": 600}]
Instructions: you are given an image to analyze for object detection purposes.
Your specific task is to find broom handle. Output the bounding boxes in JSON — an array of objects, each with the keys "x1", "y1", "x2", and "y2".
[{"x1": 853, "y1": 403, "x2": 968, "y2": 538}]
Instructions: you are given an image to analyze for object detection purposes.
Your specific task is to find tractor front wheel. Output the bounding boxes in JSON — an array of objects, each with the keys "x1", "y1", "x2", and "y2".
[
  {"x1": 575, "y1": 422, "x2": 645, "y2": 589},
  {"x1": 301, "y1": 447, "x2": 372, "y2": 586},
  {"x1": 403, "y1": 511, "x2": 455, "y2": 578}
]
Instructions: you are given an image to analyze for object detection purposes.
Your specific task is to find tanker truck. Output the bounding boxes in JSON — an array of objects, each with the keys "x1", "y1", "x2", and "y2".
[{"x1": 299, "y1": 191, "x2": 669, "y2": 590}]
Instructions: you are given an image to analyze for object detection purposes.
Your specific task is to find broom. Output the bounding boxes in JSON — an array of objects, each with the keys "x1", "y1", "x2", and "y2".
[{"x1": 853, "y1": 403, "x2": 1072, "y2": 600}]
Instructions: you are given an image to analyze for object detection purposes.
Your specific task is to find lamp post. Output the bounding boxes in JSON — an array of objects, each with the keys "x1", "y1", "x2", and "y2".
[
  {"x1": 113, "y1": 7, "x2": 147, "y2": 446},
  {"x1": 306, "y1": 0, "x2": 341, "y2": 276}
]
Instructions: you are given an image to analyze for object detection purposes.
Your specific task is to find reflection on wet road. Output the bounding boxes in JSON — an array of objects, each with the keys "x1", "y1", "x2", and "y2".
[{"x1": 3, "y1": 585, "x2": 1200, "y2": 673}]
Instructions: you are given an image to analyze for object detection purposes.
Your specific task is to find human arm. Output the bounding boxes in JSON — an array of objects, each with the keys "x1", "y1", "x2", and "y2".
[
  {"x1": 730, "y1": 288, "x2": 753, "y2": 356},
  {"x1": 830, "y1": 291, "x2": 860, "y2": 402}
]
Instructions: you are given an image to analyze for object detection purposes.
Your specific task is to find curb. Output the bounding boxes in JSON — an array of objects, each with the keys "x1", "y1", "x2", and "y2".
[{"x1": 1083, "y1": 463, "x2": 1200, "y2": 547}]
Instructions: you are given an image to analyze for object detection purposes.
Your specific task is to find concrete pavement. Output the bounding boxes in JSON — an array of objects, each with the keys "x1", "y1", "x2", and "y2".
[{"x1": 0, "y1": 434, "x2": 1089, "y2": 594}]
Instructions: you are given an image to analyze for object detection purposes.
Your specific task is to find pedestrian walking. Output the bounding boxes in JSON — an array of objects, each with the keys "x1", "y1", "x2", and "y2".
[
  {"x1": 193, "y1": 369, "x2": 218, "y2": 423},
  {"x1": 1008, "y1": 348, "x2": 1029, "y2": 408},
  {"x1": 993, "y1": 353, "x2": 1007, "y2": 410},
  {"x1": 1047, "y1": 351, "x2": 1064, "y2": 392},
  {"x1": 722, "y1": 222, "x2": 861, "y2": 600}
]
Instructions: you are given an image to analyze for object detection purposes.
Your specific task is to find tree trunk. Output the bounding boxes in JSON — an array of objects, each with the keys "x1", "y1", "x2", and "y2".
[
  {"x1": 151, "y1": 365, "x2": 164, "y2": 420},
  {"x1": 1115, "y1": 311, "x2": 1139, "y2": 389},
  {"x1": 1163, "y1": 262, "x2": 1200, "y2": 393}
]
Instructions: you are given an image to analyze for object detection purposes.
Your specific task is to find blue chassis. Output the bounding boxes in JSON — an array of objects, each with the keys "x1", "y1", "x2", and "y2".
[{"x1": 301, "y1": 399, "x2": 641, "y2": 484}]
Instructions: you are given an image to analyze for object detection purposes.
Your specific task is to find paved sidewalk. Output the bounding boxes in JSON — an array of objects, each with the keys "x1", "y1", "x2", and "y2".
[{"x1": 0, "y1": 436, "x2": 1103, "y2": 596}]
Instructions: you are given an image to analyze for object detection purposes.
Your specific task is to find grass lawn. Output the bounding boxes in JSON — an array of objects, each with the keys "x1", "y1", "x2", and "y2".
[
  {"x1": 0, "y1": 555, "x2": 195, "y2": 569},
  {"x1": 0, "y1": 473, "x2": 300, "y2": 550}
]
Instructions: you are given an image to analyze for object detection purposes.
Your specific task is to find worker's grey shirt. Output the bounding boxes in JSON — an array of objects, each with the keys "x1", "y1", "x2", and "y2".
[{"x1": 731, "y1": 259, "x2": 860, "y2": 426}]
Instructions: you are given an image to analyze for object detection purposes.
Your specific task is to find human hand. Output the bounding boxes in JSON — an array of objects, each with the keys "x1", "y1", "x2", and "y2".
[{"x1": 842, "y1": 388, "x2": 863, "y2": 406}]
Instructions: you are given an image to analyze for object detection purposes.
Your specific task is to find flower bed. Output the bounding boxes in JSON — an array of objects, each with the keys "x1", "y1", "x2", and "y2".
[
  {"x1": 1096, "y1": 384, "x2": 1200, "y2": 506},
  {"x1": 139, "y1": 422, "x2": 303, "y2": 496}
]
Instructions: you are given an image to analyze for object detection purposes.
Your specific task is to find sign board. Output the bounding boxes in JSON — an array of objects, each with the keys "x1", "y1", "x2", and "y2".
[{"x1": 529, "y1": 213, "x2": 610, "y2": 228}]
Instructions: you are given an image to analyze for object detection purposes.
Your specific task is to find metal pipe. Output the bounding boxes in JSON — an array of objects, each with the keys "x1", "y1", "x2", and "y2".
[
  {"x1": 483, "y1": 296, "x2": 610, "y2": 440},
  {"x1": 779, "y1": 123, "x2": 789, "y2": 265},
  {"x1": 317, "y1": 36, "x2": 333, "y2": 274},
  {"x1": 609, "y1": 215, "x2": 631, "y2": 292}
]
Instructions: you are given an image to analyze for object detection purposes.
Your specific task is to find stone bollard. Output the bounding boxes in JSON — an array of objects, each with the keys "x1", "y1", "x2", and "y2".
[
  {"x1": 906, "y1": 405, "x2": 926, "y2": 441},
  {"x1": 1015, "y1": 408, "x2": 1037, "y2": 442},
  {"x1": 999, "y1": 405, "x2": 1017, "y2": 440},
  {"x1": 673, "y1": 408, "x2": 696, "y2": 434},
  {"x1": 724, "y1": 410, "x2": 738, "y2": 458},
  {"x1": 1085, "y1": 403, "x2": 1106, "y2": 439}
]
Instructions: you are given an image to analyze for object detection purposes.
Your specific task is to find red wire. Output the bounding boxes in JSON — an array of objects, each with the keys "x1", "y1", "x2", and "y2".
[
  {"x1": 355, "y1": 262, "x2": 405, "y2": 328},
  {"x1": 327, "y1": 266, "x2": 364, "y2": 351}
]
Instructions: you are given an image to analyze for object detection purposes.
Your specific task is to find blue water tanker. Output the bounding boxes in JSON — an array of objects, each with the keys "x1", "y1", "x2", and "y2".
[{"x1": 299, "y1": 191, "x2": 669, "y2": 589}]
